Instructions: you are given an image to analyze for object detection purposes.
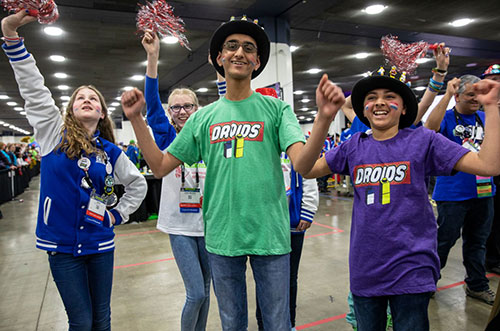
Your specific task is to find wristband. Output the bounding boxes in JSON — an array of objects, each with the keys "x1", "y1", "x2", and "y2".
[{"x1": 432, "y1": 68, "x2": 447, "y2": 76}]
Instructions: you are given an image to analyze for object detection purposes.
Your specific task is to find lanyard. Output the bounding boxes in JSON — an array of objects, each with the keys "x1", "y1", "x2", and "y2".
[
  {"x1": 453, "y1": 107, "x2": 483, "y2": 129},
  {"x1": 180, "y1": 163, "x2": 200, "y2": 188}
]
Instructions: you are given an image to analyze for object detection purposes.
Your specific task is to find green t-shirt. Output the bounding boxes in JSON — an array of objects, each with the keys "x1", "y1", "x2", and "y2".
[{"x1": 168, "y1": 92, "x2": 305, "y2": 256}]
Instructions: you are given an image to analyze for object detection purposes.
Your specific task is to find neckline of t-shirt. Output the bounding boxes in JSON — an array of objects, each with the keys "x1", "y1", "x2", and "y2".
[
  {"x1": 221, "y1": 91, "x2": 257, "y2": 104},
  {"x1": 368, "y1": 127, "x2": 413, "y2": 143}
]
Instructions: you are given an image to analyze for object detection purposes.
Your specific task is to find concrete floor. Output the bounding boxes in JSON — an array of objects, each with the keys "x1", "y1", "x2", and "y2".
[{"x1": 0, "y1": 176, "x2": 498, "y2": 331}]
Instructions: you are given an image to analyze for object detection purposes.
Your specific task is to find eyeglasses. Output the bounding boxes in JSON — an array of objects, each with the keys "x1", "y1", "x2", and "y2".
[
  {"x1": 223, "y1": 41, "x2": 258, "y2": 53},
  {"x1": 169, "y1": 104, "x2": 196, "y2": 113}
]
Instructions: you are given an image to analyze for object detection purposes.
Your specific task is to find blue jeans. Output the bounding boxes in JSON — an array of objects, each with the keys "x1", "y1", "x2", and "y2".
[
  {"x1": 208, "y1": 252, "x2": 290, "y2": 331},
  {"x1": 437, "y1": 198, "x2": 494, "y2": 291},
  {"x1": 256, "y1": 233, "x2": 304, "y2": 329},
  {"x1": 169, "y1": 234, "x2": 211, "y2": 331},
  {"x1": 352, "y1": 292, "x2": 431, "y2": 331},
  {"x1": 48, "y1": 251, "x2": 114, "y2": 331}
]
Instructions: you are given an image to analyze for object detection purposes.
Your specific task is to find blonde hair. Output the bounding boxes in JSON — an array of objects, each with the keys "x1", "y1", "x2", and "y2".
[
  {"x1": 56, "y1": 85, "x2": 115, "y2": 159},
  {"x1": 167, "y1": 88, "x2": 199, "y2": 132}
]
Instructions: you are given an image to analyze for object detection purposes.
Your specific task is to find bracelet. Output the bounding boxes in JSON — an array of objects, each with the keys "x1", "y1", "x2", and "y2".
[
  {"x1": 432, "y1": 68, "x2": 447, "y2": 76},
  {"x1": 429, "y1": 78, "x2": 444, "y2": 86},
  {"x1": 1, "y1": 36, "x2": 23, "y2": 43},
  {"x1": 428, "y1": 82, "x2": 442, "y2": 93}
]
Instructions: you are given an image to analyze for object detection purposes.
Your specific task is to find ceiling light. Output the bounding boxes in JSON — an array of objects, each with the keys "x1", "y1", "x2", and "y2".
[
  {"x1": 363, "y1": 4, "x2": 387, "y2": 15},
  {"x1": 293, "y1": 90, "x2": 305, "y2": 95},
  {"x1": 449, "y1": 18, "x2": 473, "y2": 27},
  {"x1": 310, "y1": 111, "x2": 318, "y2": 115},
  {"x1": 197, "y1": 87, "x2": 208, "y2": 93},
  {"x1": 290, "y1": 46, "x2": 299, "y2": 52},
  {"x1": 130, "y1": 75, "x2": 144, "y2": 81},
  {"x1": 7, "y1": 101, "x2": 17, "y2": 106},
  {"x1": 162, "y1": 36, "x2": 179, "y2": 44},
  {"x1": 300, "y1": 107, "x2": 309, "y2": 111},
  {"x1": 60, "y1": 96, "x2": 70, "y2": 101},
  {"x1": 44, "y1": 27, "x2": 63, "y2": 36},
  {"x1": 2, "y1": 123, "x2": 9, "y2": 126},
  {"x1": 362, "y1": 71, "x2": 372, "y2": 77},
  {"x1": 0, "y1": 121, "x2": 3, "y2": 125},
  {"x1": 20, "y1": 111, "x2": 26, "y2": 115},
  {"x1": 108, "y1": 107, "x2": 116, "y2": 111},
  {"x1": 50, "y1": 55, "x2": 66, "y2": 62},
  {"x1": 9, "y1": 125, "x2": 14, "y2": 129},
  {"x1": 307, "y1": 68, "x2": 321, "y2": 74},
  {"x1": 57, "y1": 85, "x2": 69, "y2": 90},
  {"x1": 123, "y1": 86, "x2": 134, "y2": 91},
  {"x1": 298, "y1": 116, "x2": 305, "y2": 120},
  {"x1": 466, "y1": 63, "x2": 477, "y2": 67},
  {"x1": 354, "y1": 52, "x2": 369, "y2": 59},
  {"x1": 54, "y1": 72, "x2": 68, "y2": 78},
  {"x1": 62, "y1": 102, "x2": 68, "y2": 107},
  {"x1": 414, "y1": 86, "x2": 426, "y2": 91},
  {"x1": 111, "y1": 102, "x2": 120, "y2": 107},
  {"x1": 415, "y1": 58, "x2": 432, "y2": 64},
  {"x1": 14, "y1": 107, "x2": 23, "y2": 111},
  {"x1": 301, "y1": 99, "x2": 310, "y2": 103},
  {"x1": 115, "y1": 97, "x2": 122, "y2": 101},
  {"x1": 0, "y1": 95, "x2": 8, "y2": 99}
]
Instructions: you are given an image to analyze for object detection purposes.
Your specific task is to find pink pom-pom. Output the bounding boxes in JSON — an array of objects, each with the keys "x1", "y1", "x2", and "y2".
[
  {"x1": 380, "y1": 35, "x2": 431, "y2": 74},
  {"x1": 136, "y1": 0, "x2": 191, "y2": 51},
  {"x1": 1, "y1": 0, "x2": 59, "y2": 24}
]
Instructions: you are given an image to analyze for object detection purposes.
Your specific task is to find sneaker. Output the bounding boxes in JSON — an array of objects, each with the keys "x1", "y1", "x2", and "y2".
[
  {"x1": 464, "y1": 285, "x2": 495, "y2": 305},
  {"x1": 486, "y1": 265, "x2": 500, "y2": 275}
]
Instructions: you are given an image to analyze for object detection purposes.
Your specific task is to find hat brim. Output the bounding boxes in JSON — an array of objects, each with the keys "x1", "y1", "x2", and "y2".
[
  {"x1": 209, "y1": 20, "x2": 270, "y2": 79},
  {"x1": 351, "y1": 76, "x2": 418, "y2": 129}
]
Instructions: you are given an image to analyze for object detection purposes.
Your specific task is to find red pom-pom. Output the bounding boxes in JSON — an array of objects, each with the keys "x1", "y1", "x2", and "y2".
[
  {"x1": 1, "y1": 0, "x2": 59, "y2": 24},
  {"x1": 136, "y1": 0, "x2": 191, "y2": 51},
  {"x1": 380, "y1": 35, "x2": 431, "y2": 74}
]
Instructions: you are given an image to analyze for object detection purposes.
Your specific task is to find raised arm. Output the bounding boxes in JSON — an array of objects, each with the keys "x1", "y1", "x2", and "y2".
[
  {"x1": 121, "y1": 88, "x2": 182, "y2": 178},
  {"x1": 424, "y1": 78, "x2": 460, "y2": 131},
  {"x1": 288, "y1": 74, "x2": 345, "y2": 177},
  {"x1": 1, "y1": 11, "x2": 62, "y2": 156},
  {"x1": 414, "y1": 43, "x2": 450, "y2": 124},
  {"x1": 142, "y1": 30, "x2": 176, "y2": 150},
  {"x1": 341, "y1": 95, "x2": 356, "y2": 123},
  {"x1": 454, "y1": 79, "x2": 500, "y2": 176}
]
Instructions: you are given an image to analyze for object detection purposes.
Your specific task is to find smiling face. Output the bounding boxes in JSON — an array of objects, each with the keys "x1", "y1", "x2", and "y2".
[
  {"x1": 455, "y1": 83, "x2": 480, "y2": 114},
  {"x1": 363, "y1": 88, "x2": 406, "y2": 132},
  {"x1": 71, "y1": 87, "x2": 105, "y2": 124},
  {"x1": 168, "y1": 91, "x2": 198, "y2": 131},
  {"x1": 216, "y1": 33, "x2": 260, "y2": 80}
]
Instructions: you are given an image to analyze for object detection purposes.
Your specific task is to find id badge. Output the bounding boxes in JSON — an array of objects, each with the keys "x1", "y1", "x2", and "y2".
[
  {"x1": 476, "y1": 176, "x2": 493, "y2": 198},
  {"x1": 85, "y1": 192, "x2": 106, "y2": 226},
  {"x1": 179, "y1": 188, "x2": 202, "y2": 213}
]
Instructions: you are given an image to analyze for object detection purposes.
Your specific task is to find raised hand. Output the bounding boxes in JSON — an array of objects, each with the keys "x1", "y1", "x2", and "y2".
[
  {"x1": 445, "y1": 77, "x2": 461, "y2": 96},
  {"x1": 316, "y1": 74, "x2": 345, "y2": 120},
  {"x1": 141, "y1": 29, "x2": 160, "y2": 58},
  {"x1": 1, "y1": 9, "x2": 37, "y2": 37},
  {"x1": 121, "y1": 88, "x2": 146, "y2": 120},
  {"x1": 433, "y1": 43, "x2": 450, "y2": 71},
  {"x1": 474, "y1": 79, "x2": 500, "y2": 108}
]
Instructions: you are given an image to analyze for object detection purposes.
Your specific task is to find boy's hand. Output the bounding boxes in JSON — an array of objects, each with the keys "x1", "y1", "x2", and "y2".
[
  {"x1": 445, "y1": 77, "x2": 460, "y2": 96},
  {"x1": 121, "y1": 88, "x2": 146, "y2": 120},
  {"x1": 1, "y1": 10, "x2": 37, "y2": 37},
  {"x1": 316, "y1": 74, "x2": 345, "y2": 120},
  {"x1": 141, "y1": 29, "x2": 159, "y2": 58},
  {"x1": 474, "y1": 79, "x2": 500, "y2": 107}
]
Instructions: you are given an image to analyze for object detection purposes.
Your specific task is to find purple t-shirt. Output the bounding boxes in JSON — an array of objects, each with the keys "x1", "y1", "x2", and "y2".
[{"x1": 325, "y1": 127, "x2": 469, "y2": 296}]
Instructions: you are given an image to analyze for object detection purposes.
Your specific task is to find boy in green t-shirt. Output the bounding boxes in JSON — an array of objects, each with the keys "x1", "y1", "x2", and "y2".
[{"x1": 122, "y1": 16, "x2": 344, "y2": 330}]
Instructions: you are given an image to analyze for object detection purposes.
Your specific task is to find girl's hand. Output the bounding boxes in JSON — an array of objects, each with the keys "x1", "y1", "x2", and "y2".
[
  {"x1": 141, "y1": 29, "x2": 160, "y2": 58},
  {"x1": 1, "y1": 10, "x2": 37, "y2": 38},
  {"x1": 121, "y1": 88, "x2": 146, "y2": 120}
]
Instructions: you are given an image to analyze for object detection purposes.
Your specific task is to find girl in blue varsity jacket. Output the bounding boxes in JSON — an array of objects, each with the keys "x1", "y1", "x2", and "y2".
[{"x1": 2, "y1": 11, "x2": 147, "y2": 330}]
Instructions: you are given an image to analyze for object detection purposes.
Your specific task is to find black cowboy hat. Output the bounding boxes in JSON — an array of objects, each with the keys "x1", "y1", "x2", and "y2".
[
  {"x1": 209, "y1": 17, "x2": 270, "y2": 79},
  {"x1": 351, "y1": 66, "x2": 417, "y2": 129}
]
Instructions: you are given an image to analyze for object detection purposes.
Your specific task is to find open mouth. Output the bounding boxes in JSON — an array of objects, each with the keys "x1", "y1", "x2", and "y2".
[{"x1": 373, "y1": 110, "x2": 389, "y2": 116}]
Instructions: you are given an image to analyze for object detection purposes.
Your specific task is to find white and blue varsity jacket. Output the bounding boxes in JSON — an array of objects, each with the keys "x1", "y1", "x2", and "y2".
[{"x1": 3, "y1": 40, "x2": 147, "y2": 256}]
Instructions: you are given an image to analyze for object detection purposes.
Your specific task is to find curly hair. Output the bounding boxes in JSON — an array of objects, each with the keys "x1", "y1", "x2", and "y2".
[{"x1": 56, "y1": 85, "x2": 115, "y2": 159}]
